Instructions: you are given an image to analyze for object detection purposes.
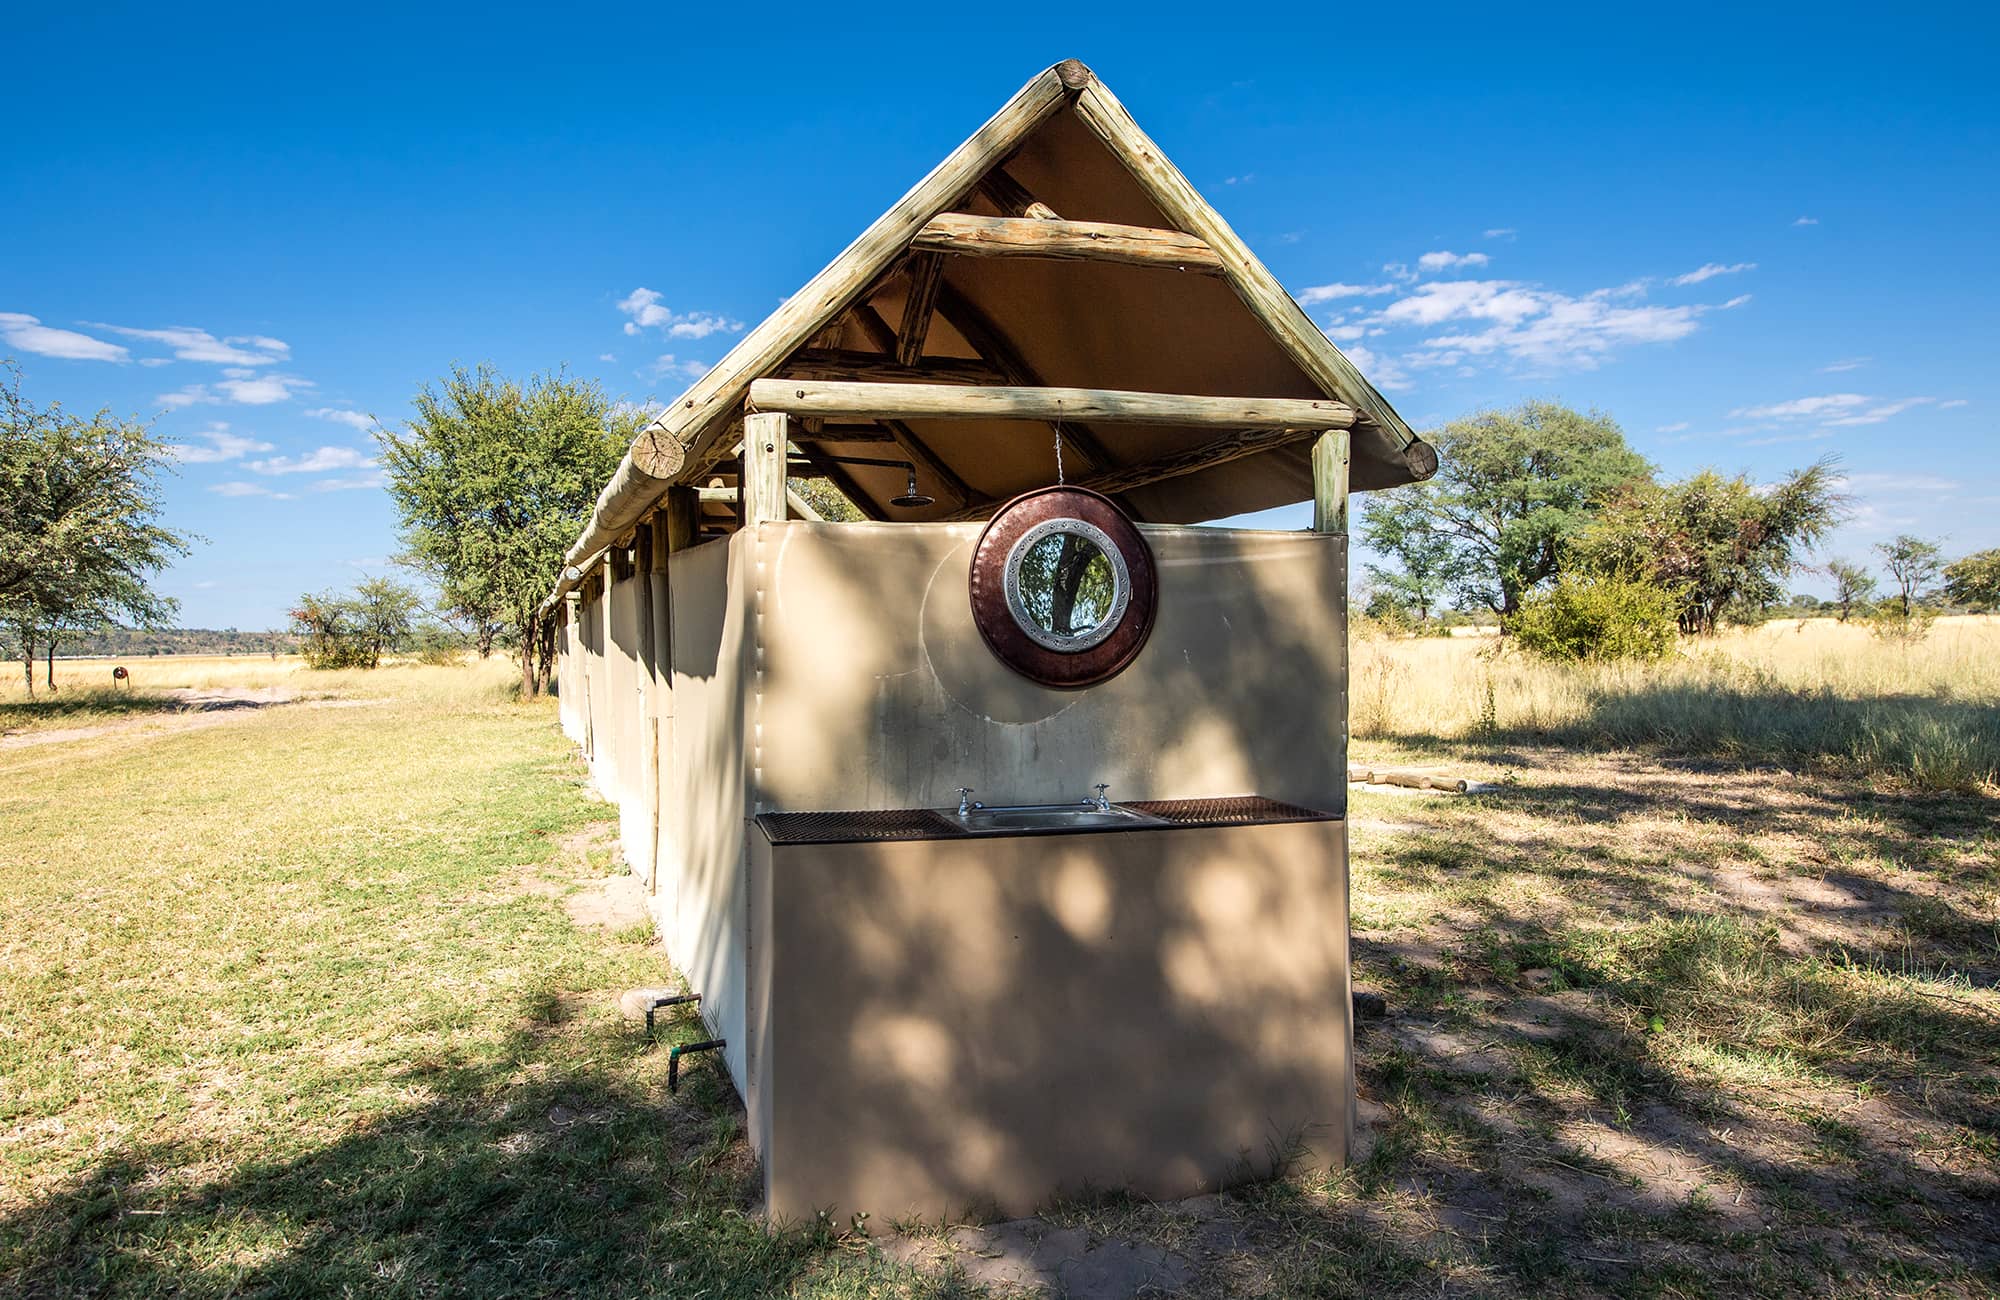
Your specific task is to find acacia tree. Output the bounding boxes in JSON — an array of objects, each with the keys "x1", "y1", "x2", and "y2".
[
  {"x1": 0, "y1": 368, "x2": 190, "y2": 693},
  {"x1": 1359, "y1": 499, "x2": 1461, "y2": 622},
  {"x1": 1942, "y1": 548, "x2": 2000, "y2": 611},
  {"x1": 1571, "y1": 459, "x2": 1845, "y2": 634},
  {"x1": 1356, "y1": 401, "x2": 1652, "y2": 623},
  {"x1": 1876, "y1": 534, "x2": 1943, "y2": 618},
  {"x1": 377, "y1": 366, "x2": 638, "y2": 697},
  {"x1": 1825, "y1": 558, "x2": 1878, "y2": 622}
]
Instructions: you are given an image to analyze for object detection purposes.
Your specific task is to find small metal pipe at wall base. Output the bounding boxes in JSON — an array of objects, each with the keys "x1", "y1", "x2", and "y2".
[
  {"x1": 668, "y1": 1039, "x2": 726, "y2": 1092},
  {"x1": 645, "y1": 992, "x2": 701, "y2": 1036}
]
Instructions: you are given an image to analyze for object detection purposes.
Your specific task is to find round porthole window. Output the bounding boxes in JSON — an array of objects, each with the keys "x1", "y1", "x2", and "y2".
[{"x1": 970, "y1": 486, "x2": 1157, "y2": 688}]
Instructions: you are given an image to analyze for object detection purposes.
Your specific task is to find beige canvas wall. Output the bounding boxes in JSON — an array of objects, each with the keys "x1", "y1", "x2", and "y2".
[
  {"x1": 661, "y1": 535, "x2": 753, "y2": 1084},
  {"x1": 751, "y1": 521, "x2": 1349, "y2": 817},
  {"x1": 749, "y1": 817, "x2": 1350, "y2": 1222},
  {"x1": 564, "y1": 517, "x2": 1349, "y2": 1111}
]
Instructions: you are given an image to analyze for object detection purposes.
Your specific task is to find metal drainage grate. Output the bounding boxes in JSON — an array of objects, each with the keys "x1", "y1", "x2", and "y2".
[
  {"x1": 1123, "y1": 795, "x2": 1335, "y2": 826},
  {"x1": 757, "y1": 807, "x2": 964, "y2": 845}
]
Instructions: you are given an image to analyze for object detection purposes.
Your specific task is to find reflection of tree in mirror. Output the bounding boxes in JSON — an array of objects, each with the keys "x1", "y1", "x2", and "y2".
[{"x1": 1015, "y1": 531, "x2": 1115, "y2": 636}]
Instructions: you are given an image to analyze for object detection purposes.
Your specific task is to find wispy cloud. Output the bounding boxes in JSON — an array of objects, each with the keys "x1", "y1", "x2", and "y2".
[
  {"x1": 210, "y1": 481, "x2": 293, "y2": 500},
  {"x1": 160, "y1": 371, "x2": 314, "y2": 409},
  {"x1": 309, "y1": 472, "x2": 388, "y2": 492},
  {"x1": 1819, "y1": 357, "x2": 1870, "y2": 373},
  {"x1": 1416, "y1": 250, "x2": 1490, "y2": 273},
  {"x1": 1482, "y1": 228, "x2": 1517, "y2": 240},
  {"x1": 0, "y1": 312, "x2": 128, "y2": 362},
  {"x1": 1297, "y1": 281, "x2": 1396, "y2": 305},
  {"x1": 169, "y1": 424, "x2": 275, "y2": 464},
  {"x1": 1655, "y1": 421, "x2": 1690, "y2": 433},
  {"x1": 649, "y1": 354, "x2": 711, "y2": 382},
  {"x1": 617, "y1": 287, "x2": 742, "y2": 340},
  {"x1": 1793, "y1": 216, "x2": 1819, "y2": 226},
  {"x1": 246, "y1": 445, "x2": 374, "y2": 475},
  {"x1": 305, "y1": 407, "x2": 374, "y2": 433},
  {"x1": 1340, "y1": 344, "x2": 1412, "y2": 392},
  {"x1": 85, "y1": 323, "x2": 289, "y2": 366},
  {"x1": 1939, "y1": 399, "x2": 1969, "y2": 410},
  {"x1": 1670, "y1": 261, "x2": 1756, "y2": 286},
  {"x1": 1731, "y1": 392, "x2": 1938, "y2": 427}
]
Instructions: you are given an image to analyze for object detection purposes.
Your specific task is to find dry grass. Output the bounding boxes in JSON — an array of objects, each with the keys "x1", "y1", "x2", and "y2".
[{"x1": 1352, "y1": 616, "x2": 2000, "y2": 792}]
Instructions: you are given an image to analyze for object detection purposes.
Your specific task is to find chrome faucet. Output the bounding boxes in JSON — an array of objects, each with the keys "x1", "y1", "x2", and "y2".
[
  {"x1": 957, "y1": 787, "x2": 976, "y2": 816},
  {"x1": 1091, "y1": 783, "x2": 1111, "y2": 812}
]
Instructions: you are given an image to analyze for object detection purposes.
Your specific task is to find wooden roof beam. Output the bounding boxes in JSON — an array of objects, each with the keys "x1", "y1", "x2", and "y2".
[
  {"x1": 779, "y1": 348, "x2": 1003, "y2": 385},
  {"x1": 914, "y1": 213, "x2": 1224, "y2": 276},
  {"x1": 977, "y1": 166, "x2": 1061, "y2": 220},
  {"x1": 747, "y1": 379, "x2": 1356, "y2": 431}
]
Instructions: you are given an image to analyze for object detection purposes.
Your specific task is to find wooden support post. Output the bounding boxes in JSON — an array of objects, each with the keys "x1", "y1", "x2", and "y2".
[
  {"x1": 1312, "y1": 430, "x2": 1351, "y2": 535},
  {"x1": 633, "y1": 522, "x2": 661, "y2": 891},
  {"x1": 743, "y1": 411, "x2": 789, "y2": 526}
]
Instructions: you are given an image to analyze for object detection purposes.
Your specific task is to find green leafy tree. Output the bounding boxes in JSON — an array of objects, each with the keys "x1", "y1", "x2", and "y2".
[
  {"x1": 377, "y1": 366, "x2": 640, "y2": 696},
  {"x1": 0, "y1": 368, "x2": 191, "y2": 693},
  {"x1": 287, "y1": 578, "x2": 421, "y2": 670},
  {"x1": 1509, "y1": 573, "x2": 1681, "y2": 662},
  {"x1": 1825, "y1": 558, "x2": 1878, "y2": 622},
  {"x1": 1942, "y1": 548, "x2": 2000, "y2": 611},
  {"x1": 1570, "y1": 459, "x2": 1845, "y2": 634},
  {"x1": 1875, "y1": 534, "x2": 1943, "y2": 618},
  {"x1": 1359, "y1": 500, "x2": 1461, "y2": 623},
  {"x1": 1357, "y1": 401, "x2": 1651, "y2": 623}
]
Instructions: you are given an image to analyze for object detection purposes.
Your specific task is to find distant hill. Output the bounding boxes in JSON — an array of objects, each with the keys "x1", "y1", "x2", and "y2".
[{"x1": 58, "y1": 628, "x2": 293, "y2": 658}]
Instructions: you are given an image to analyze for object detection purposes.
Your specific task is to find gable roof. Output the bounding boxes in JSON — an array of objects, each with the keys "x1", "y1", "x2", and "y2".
[{"x1": 556, "y1": 59, "x2": 1435, "y2": 585}]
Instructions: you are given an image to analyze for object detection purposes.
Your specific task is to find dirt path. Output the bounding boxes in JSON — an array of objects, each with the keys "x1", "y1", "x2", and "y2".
[{"x1": 0, "y1": 688, "x2": 374, "y2": 750}]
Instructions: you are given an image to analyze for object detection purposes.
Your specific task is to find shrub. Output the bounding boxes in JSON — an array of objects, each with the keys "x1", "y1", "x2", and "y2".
[
  {"x1": 1510, "y1": 574, "x2": 1679, "y2": 663},
  {"x1": 1862, "y1": 596, "x2": 1935, "y2": 644},
  {"x1": 411, "y1": 623, "x2": 469, "y2": 666}
]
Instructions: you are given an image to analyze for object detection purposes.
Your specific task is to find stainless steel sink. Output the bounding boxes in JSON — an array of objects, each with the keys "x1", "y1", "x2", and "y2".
[{"x1": 954, "y1": 804, "x2": 1165, "y2": 834}]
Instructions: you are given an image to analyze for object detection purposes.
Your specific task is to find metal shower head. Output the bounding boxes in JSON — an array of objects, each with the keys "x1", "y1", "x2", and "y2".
[{"x1": 890, "y1": 467, "x2": 934, "y2": 510}]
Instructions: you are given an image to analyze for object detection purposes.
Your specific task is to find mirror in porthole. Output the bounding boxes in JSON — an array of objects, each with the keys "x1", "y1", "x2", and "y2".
[{"x1": 970, "y1": 487, "x2": 1157, "y2": 688}]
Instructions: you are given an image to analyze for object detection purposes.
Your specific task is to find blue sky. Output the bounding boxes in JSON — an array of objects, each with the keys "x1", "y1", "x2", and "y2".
[{"x1": 4, "y1": 5, "x2": 1994, "y2": 628}]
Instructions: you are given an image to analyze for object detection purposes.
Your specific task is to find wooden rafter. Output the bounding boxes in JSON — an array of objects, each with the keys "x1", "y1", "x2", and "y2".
[
  {"x1": 895, "y1": 254, "x2": 945, "y2": 367},
  {"x1": 779, "y1": 348, "x2": 1001, "y2": 386},
  {"x1": 933, "y1": 284, "x2": 1115, "y2": 472},
  {"x1": 848, "y1": 302, "x2": 899, "y2": 355},
  {"x1": 914, "y1": 213, "x2": 1224, "y2": 275},
  {"x1": 977, "y1": 166, "x2": 1060, "y2": 220}
]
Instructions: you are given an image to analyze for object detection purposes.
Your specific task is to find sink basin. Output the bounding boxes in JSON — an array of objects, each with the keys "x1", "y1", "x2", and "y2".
[{"x1": 954, "y1": 804, "x2": 1165, "y2": 834}]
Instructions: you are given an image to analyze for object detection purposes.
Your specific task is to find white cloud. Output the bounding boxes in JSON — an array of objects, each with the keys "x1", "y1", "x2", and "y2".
[
  {"x1": 597, "y1": 352, "x2": 617, "y2": 363},
  {"x1": 1823, "y1": 397, "x2": 1936, "y2": 427},
  {"x1": 1416, "y1": 250, "x2": 1490, "y2": 273},
  {"x1": 1839, "y1": 471, "x2": 1957, "y2": 494},
  {"x1": 1655, "y1": 421, "x2": 1690, "y2": 433},
  {"x1": 649, "y1": 354, "x2": 711, "y2": 381},
  {"x1": 1730, "y1": 392, "x2": 1937, "y2": 427},
  {"x1": 0, "y1": 312, "x2": 128, "y2": 362},
  {"x1": 1483, "y1": 228, "x2": 1517, "y2": 240},
  {"x1": 1324, "y1": 322, "x2": 1367, "y2": 342},
  {"x1": 1720, "y1": 294, "x2": 1752, "y2": 309},
  {"x1": 306, "y1": 407, "x2": 374, "y2": 433},
  {"x1": 1793, "y1": 216, "x2": 1819, "y2": 226},
  {"x1": 1939, "y1": 399, "x2": 1968, "y2": 410},
  {"x1": 309, "y1": 472, "x2": 388, "y2": 492},
  {"x1": 1341, "y1": 344, "x2": 1412, "y2": 392},
  {"x1": 162, "y1": 371, "x2": 314, "y2": 408},
  {"x1": 210, "y1": 481, "x2": 293, "y2": 500},
  {"x1": 170, "y1": 425, "x2": 275, "y2": 464},
  {"x1": 1374, "y1": 279, "x2": 1547, "y2": 328},
  {"x1": 1819, "y1": 357, "x2": 1870, "y2": 373},
  {"x1": 1297, "y1": 281, "x2": 1395, "y2": 305},
  {"x1": 1670, "y1": 261, "x2": 1756, "y2": 286},
  {"x1": 617, "y1": 287, "x2": 742, "y2": 340},
  {"x1": 85, "y1": 323, "x2": 289, "y2": 366},
  {"x1": 246, "y1": 446, "x2": 375, "y2": 475},
  {"x1": 1380, "y1": 261, "x2": 1418, "y2": 283},
  {"x1": 1731, "y1": 393, "x2": 1869, "y2": 419}
]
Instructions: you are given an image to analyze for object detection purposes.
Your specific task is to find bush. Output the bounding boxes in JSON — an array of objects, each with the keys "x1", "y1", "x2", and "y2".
[
  {"x1": 1863, "y1": 596, "x2": 1935, "y2": 644},
  {"x1": 411, "y1": 623, "x2": 468, "y2": 666},
  {"x1": 1510, "y1": 574, "x2": 1679, "y2": 663}
]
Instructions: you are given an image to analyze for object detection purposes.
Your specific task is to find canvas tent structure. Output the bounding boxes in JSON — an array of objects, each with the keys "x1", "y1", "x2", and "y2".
[{"x1": 550, "y1": 59, "x2": 1433, "y2": 1223}]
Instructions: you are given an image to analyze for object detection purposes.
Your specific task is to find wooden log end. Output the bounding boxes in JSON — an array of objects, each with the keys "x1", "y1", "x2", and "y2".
[
  {"x1": 1055, "y1": 59, "x2": 1094, "y2": 90},
  {"x1": 632, "y1": 426, "x2": 687, "y2": 480},
  {"x1": 1403, "y1": 438, "x2": 1441, "y2": 481}
]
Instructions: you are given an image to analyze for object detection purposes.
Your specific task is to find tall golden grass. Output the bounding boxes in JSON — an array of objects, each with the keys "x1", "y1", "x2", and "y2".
[{"x1": 1353, "y1": 615, "x2": 2000, "y2": 791}]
